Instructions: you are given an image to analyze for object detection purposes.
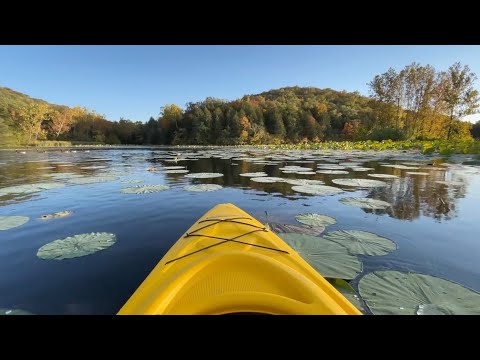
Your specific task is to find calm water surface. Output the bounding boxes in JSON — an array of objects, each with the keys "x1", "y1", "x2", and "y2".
[{"x1": 0, "y1": 147, "x2": 479, "y2": 314}]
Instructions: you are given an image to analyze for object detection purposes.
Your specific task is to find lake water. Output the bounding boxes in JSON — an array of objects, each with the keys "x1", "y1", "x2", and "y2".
[{"x1": 1, "y1": 147, "x2": 479, "y2": 314}]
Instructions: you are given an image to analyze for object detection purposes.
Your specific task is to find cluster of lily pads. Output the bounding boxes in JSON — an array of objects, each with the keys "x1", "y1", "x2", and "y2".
[
  {"x1": 0, "y1": 147, "x2": 477, "y2": 315},
  {"x1": 267, "y1": 213, "x2": 480, "y2": 315}
]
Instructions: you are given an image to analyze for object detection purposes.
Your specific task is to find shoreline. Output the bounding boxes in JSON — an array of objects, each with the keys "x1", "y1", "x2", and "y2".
[{"x1": 0, "y1": 140, "x2": 479, "y2": 155}]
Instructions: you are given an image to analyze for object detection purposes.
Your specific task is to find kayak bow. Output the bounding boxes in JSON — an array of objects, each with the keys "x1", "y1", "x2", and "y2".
[{"x1": 118, "y1": 203, "x2": 361, "y2": 315}]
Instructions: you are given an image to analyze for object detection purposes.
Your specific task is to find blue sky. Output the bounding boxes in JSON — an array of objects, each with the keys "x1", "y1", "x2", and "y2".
[{"x1": 0, "y1": 45, "x2": 479, "y2": 122}]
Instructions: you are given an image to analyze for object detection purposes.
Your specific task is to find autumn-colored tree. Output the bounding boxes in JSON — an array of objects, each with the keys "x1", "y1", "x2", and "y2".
[
  {"x1": 50, "y1": 108, "x2": 75, "y2": 138},
  {"x1": 159, "y1": 104, "x2": 183, "y2": 131},
  {"x1": 16, "y1": 102, "x2": 51, "y2": 143},
  {"x1": 238, "y1": 116, "x2": 251, "y2": 143},
  {"x1": 342, "y1": 120, "x2": 361, "y2": 141}
]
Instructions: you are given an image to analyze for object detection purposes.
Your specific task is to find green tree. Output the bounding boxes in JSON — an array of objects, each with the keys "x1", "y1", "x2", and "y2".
[
  {"x1": 442, "y1": 63, "x2": 479, "y2": 139},
  {"x1": 265, "y1": 108, "x2": 285, "y2": 137}
]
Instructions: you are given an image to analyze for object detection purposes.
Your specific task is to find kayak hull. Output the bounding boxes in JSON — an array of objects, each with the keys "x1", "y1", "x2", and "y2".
[{"x1": 118, "y1": 203, "x2": 361, "y2": 315}]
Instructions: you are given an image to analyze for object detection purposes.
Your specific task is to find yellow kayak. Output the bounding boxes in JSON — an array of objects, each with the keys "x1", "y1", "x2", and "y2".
[{"x1": 118, "y1": 203, "x2": 361, "y2": 315}]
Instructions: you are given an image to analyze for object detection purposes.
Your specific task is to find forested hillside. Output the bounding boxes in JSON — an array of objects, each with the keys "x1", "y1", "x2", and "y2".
[{"x1": 1, "y1": 61, "x2": 478, "y2": 146}]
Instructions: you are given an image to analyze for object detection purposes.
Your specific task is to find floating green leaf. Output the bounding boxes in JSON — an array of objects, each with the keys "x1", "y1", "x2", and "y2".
[
  {"x1": 358, "y1": 271, "x2": 480, "y2": 315},
  {"x1": 0, "y1": 183, "x2": 65, "y2": 196},
  {"x1": 279, "y1": 166, "x2": 312, "y2": 171},
  {"x1": 0, "y1": 216, "x2": 30, "y2": 230},
  {"x1": 350, "y1": 167, "x2": 375, "y2": 172},
  {"x1": 323, "y1": 230, "x2": 396, "y2": 256},
  {"x1": 268, "y1": 223, "x2": 325, "y2": 236},
  {"x1": 163, "y1": 169, "x2": 189, "y2": 174},
  {"x1": 280, "y1": 233, "x2": 362, "y2": 280},
  {"x1": 39, "y1": 211, "x2": 73, "y2": 220},
  {"x1": 67, "y1": 176, "x2": 118, "y2": 185},
  {"x1": 327, "y1": 278, "x2": 365, "y2": 313},
  {"x1": 339, "y1": 197, "x2": 391, "y2": 209},
  {"x1": 184, "y1": 184, "x2": 223, "y2": 192},
  {"x1": 332, "y1": 178, "x2": 388, "y2": 188},
  {"x1": 406, "y1": 172, "x2": 430, "y2": 176},
  {"x1": 47, "y1": 173, "x2": 84, "y2": 180},
  {"x1": 121, "y1": 185, "x2": 170, "y2": 194},
  {"x1": 295, "y1": 213, "x2": 337, "y2": 227},
  {"x1": 250, "y1": 177, "x2": 285, "y2": 183},
  {"x1": 291, "y1": 185, "x2": 344, "y2": 195},
  {"x1": 120, "y1": 179, "x2": 144, "y2": 184},
  {"x1": 0, "y1": 308, "x2": 33, "y2": 315},
  {"x1": 367, "y1": 174, "x2": 399, "y2": 179},
  {"x1": 316, "y1": 165, "x2": 347, "y2": 170},
  {"x1": 185, "y1": 173, "x2": 223, "y2": 179},
  {"x1": 316, "y1": 170, "x2": 349, "y2": 175},
  {"x1": 283, "y1": 179, "x2": 324, "y2": 186},
  {"x1": 293, "y1": 171, "x2": 316, "y2": 175},
  {"x1": 239, "y1": 172, "x2": 268, "y2": 177},
  {"x1": 37, "y1": 232, "x2": 117, "y2": 260},
  {"x1": 380, "y1": 164, "x2": 419, "y2": 170}
]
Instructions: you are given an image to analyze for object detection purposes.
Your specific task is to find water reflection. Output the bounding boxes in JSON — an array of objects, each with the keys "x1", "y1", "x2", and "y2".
[{"x1": 0, "y1": 148, "x2": 476, "y2": 222}]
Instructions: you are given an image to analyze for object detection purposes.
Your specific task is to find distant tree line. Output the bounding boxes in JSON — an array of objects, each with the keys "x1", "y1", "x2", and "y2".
[{"x1": 0, "y1": 61, "x2": 478, "y2": 147}]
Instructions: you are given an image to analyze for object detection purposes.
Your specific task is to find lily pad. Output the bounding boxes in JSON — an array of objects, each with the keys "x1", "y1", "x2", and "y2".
[
  {"x1": 323, "y1": 230, "x2": 396, "y2": 256},
  {"x1": 185, "y1": 173, "x2": 223, "y2": 179},
  {"x1": 280, "y1": 233, "x2": 362, "y2": 280},
  {"x1": 163, "y1": 169, "x2": 189, "y2": 174},
  {"x1": 381, "y1": 164, "x2": 419, "y2": 170},
  {"x1": 184, "y1": 184, "x2": 223, "y2": 192},
  {"x1": 332, "y1": 178, "x2": 388, "y2": 188},
  {"x1": 279, "y1": 166, "x2": 312, "y2": 171},
  {"x1": 121, "y1": 185, "x2": 170, "y2": 194},
  {"x1": 406, "y1": 172, "x2": 430, "y2": 176},
  {"x1": 291, "y1": 185, "x2": 344, "y2": 196},
  {"x1": 327, "y1": 278, "x2": 365, "y2": 313},
  {"x1": 120, "y1": 179, "x2": 144, "y2": 184},
  {"x1": 283, "y1": 179, "x2": 324, "y2": 186},
  {"x1": 339, "y1": 162, "x2": 361, "y2": 167},
  {"x1": 37, "y1": 232, "x2": 117, "y2": 260},
  {"x1": 316, "y1": 170, "x2": 349, "y2": 175},
  {"x1": 350, "y1": 167, "x2": 375, "y2": 172},
  {"x1": 0, "y1": 216, "x2": 30, "y2": 230},
  {"x1": 367, "y1": 174, "x2": 399, "y2": 179},
  {"x1": 295, "y1": 213, "x2": 337, "y2": 227},
  {"x1": 0, "y1": 183, "x2": 65, "y2": 196},
  {"x1": 339, "y1": 197, "x2": 392, "y2": 210},
  {"x1": 250, "y1": 177, "x2": 285, "y2": 183},
  {"x1": 268, "y1": 223, "x2": 325, "y2": 236},
  {"x1": 416, "y1": 304, "x2": 456, "y2": 315},
  {"x1": 293, "y1": 171, "x2": 316, "y2": 175},
  {"x1": 67, "y1": 176, "x2": 118, "y2": 185},
  {"x1": 316, "y1": 165, "x2": 347, "y2": 170},
  {"x1": 358, "y1": 271, "x2": 480, "y2": 315},
  {"x1": 39, "y1": 211, "x2": 73, "y2": 220},
  {"x1": 239, "y1": 172, "x2": 268, "y2": 177},
  {"x1": 0, "y1": 308, "x2": 33, "y2": 315}
]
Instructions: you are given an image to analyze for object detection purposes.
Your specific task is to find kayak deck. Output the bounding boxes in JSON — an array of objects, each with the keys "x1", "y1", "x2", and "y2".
[{"x1": 118, "y1": 203, "x2": 361, "y2": 315}]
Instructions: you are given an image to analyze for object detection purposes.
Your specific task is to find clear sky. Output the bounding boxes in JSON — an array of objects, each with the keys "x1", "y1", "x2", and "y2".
[{"x1": 0, "y1": 45, "x2": 479, "y2": 122}]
